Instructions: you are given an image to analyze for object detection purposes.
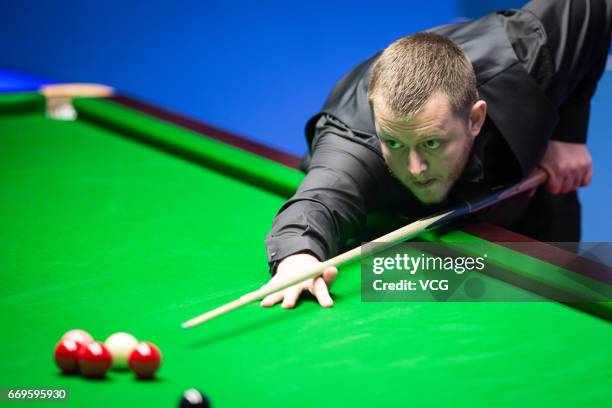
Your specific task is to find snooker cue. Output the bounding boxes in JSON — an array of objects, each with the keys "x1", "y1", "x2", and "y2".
[{"x1": 182, "y1": 168, "x2": 548, "y2": 329}]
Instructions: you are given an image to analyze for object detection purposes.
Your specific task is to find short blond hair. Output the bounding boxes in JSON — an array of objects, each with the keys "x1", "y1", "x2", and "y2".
[{"x1": 368, "y1": 32, "x2": 478, "y2": 119}]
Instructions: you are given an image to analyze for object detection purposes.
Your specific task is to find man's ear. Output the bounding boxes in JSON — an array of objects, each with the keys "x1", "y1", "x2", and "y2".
[{"x1": 468, "y1": 100, "x2": 487, "y2": 139}]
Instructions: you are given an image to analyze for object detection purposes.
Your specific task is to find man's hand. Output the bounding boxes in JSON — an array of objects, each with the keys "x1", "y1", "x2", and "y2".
[
  {"x1": 539, "y1": 141, "x2": 593, "y2": 194},
  {"x1": 260, "y1": 253, "x2": 338, "y2": 309}
]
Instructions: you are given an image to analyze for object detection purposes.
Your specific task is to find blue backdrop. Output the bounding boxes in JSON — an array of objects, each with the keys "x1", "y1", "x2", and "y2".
[{"x1": 0, "y1": 0, "x2": 458, "y2": 155}]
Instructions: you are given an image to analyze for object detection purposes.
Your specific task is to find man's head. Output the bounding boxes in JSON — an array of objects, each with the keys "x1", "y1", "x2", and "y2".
[{"x1": 368, "y1": 32, "x2": 487, "y2": 204}]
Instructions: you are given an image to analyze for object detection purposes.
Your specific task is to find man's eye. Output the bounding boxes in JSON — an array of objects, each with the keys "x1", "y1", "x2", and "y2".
[
  {"x1": 385, "y1": 140, "x2": 403, "y2": 150},
  {"x1": 423, "y1": 139, "x2": 441, "y2": 150}
]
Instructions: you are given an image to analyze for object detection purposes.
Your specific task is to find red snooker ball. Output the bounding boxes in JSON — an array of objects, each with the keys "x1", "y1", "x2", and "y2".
[
  {"x1": 78, "y1": 342, "x2": 112, "y2": 378},
  {"x1": 61, "y1": 329, "x2": 94, "y2": 346},
  {"x1": 54, "y1": 339, "x2": 82, "y2": 374},
  {"x1": 128, "y1": 342, "x2": 162, "y2": 379}
]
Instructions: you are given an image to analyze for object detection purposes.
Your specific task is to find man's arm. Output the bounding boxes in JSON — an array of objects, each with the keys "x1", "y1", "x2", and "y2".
[
  {"x1": 549, "y1": 32, "x2": 609, "y2": 146},
  {"x1": 524, "y1": 0, "x2": 611, "y2": 193},
  {"x1": 266, "y1": 115, "x2": 388, "y2": 271},
  {"x1": 263, "y1": 115, "x2": 389, "y2": 307},
  {"x1": 539, "y1": 57, "x2": 601, "y2": 193}
]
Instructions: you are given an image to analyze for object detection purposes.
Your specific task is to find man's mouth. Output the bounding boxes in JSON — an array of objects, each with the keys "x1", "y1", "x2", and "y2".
[{"x1": 411, "y1": 178, "x2": 436, "y2": 187}]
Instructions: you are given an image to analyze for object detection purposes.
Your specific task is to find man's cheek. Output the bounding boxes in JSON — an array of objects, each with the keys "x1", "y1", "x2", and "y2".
[
  {"x1": 429, "y1": 160, "x2": 446, "y2": 178},
  {"x1": 386, "y1": 156, "x2": 400, "y2": 172},
  {"x1": 380, "y1": 144, "x2": 390, "y2": 159}
]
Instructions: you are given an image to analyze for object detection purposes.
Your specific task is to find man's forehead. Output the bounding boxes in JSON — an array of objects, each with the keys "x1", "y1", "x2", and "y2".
[
  {"x1": 372, "y1": 93, "x2": 454, "y2": 138},
  {"x1": 374, "y1": 110, "x2": 449, "y2": 140}
]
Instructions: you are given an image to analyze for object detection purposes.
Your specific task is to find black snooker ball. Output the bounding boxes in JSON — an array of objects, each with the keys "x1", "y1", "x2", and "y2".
[{"x1": 179, "y1": 388, "x2": 210, "y2": 408}]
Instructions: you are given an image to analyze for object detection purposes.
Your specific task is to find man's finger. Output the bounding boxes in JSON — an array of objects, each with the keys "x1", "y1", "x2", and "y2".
[
  {"x1": 549, "y1": 171, "x2": 567, "y2": 194},
  {"x1": 311, "y1": 277, "x2": 334, "y2": 308},
  {"x1": 562, "y1": 172, "x2": 578, "y2": 194},
  {"x1": 556, "y1": 174, "x2": 569, "y2": 194},
  {"x1": 541, "y1": 165, "x2": 560, "y2": 194},
  {"x1": 260, "y1": 290, "x2": 285, "y2": 307},
  {"x1": 281, "y1": 285, "x2": 303, "y2": 309},
  {"x1": 322, "y1": 266, "x2": 338, "y2": 286},
  {"x1": 547, "y1": 177, "x2": 560, "y2": 194},
  {"x1": 583, "y1": 166, "x2": 593, "y2": 187}
]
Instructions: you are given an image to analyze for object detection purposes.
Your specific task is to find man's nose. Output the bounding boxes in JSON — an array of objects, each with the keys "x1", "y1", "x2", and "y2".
[{"x1": 408, "y1": 149, "x2": 427, "y2": 176}]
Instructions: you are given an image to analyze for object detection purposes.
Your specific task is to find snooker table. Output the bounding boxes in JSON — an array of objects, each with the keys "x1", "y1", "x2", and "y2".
[{"x1": 1, "y1": 91, "x2": 611, "y2": 407}]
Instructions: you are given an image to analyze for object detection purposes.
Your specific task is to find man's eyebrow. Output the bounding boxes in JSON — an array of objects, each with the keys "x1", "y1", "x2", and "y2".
[
  {"x1": 379, "y1": 130, "x2": 446, "y2": 143},
  {"x1": 416, "y1": 133, "x2": 446, "y2": 141}
]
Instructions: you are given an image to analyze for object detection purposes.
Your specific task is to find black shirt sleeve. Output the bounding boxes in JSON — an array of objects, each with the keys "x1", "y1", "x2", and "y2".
[
  {"x1": 551, "y1": 88, "x2": 592, "y2": 144},
  {"x1": 549, "y1": 48, "x2": 608, "y2": 144},
  {"x1": 265, "y1": 115, "x2": 388, "y2": 273},
  {"x1": 523, "y1": 0, "x2": 612, "y2": 144}
]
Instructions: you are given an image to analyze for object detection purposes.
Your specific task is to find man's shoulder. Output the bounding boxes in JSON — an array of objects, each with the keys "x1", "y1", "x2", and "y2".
[
  {"x1": 300, "y1": 113, "x2": 383, "y2": 172},
  {"x1": 304, "y1": 53, "x2": 381, "y2": 148}
]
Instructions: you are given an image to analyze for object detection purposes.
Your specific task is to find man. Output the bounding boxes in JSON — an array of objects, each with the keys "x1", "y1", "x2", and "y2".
[{"x1": 262, "y1": 0, "x2": 612, "y2": 308}]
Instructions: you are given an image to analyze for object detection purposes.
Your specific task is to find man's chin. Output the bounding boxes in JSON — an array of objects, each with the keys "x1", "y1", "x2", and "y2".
[
  {"x1": 407, "y1": 185, "x2": 449, "y2": 204},
  {"x1": 415, "y1": 194, "x2": 446, "y2": 205}
]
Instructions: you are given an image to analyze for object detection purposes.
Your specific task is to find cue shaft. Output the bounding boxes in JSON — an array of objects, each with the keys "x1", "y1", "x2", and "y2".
[
  {"x1": 181, "y1": 211, "x2": 450, "y2": 328},
  {"x1": 182, "y1": 168, "x2": 548, "y2": 329}
]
